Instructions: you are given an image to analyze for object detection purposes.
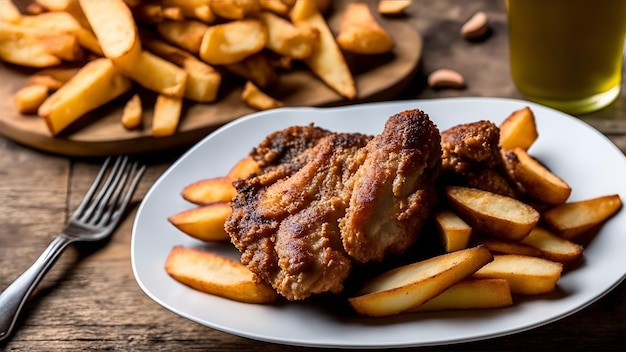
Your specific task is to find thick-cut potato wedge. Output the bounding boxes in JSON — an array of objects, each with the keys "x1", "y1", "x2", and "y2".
[
  {"x1": 152, "y1": 94, "x2": 183, "y2": 137},
  {"x1": 225, "y1": 53, "x2": 277, "y2": 88},
  {"x1": 142, "y1": 37, "x2": 220, "y2": 102},
  {"x1": 28, "y1": 67, "x2": 79, "y2": 90},
  {"x1": 290, "y1": 0, "x2": 356, "y2": 99},
  {"x1": 241, "y1": 81, "x2": 284, "y2": 111},
  {"x1": 38, "y1": 32, "x2": 83, "y2": 61},
  {"x1": 209, "y1": 0, "x2": 260, "y2": 20},
  {"x1": 409, "y1": 279, "x2": 512, "y2": 312},
  {"x1": 168, "y1": 201, "x2": 232, "y2": 241},
  {"x1": 336, "y1": 3, "x2": 394, "y2": 54},
  {"x1": 156, "y1": 19, "x2": 209, "y2": 54},
  {"x1": 79, "y1": 0, "x2": 142, "y2": 67},
  {"x1": 520, "y1": 227, "x2": 583, "y2": 265},
  {"x1": 433, "y1": 210, "x2": 472, "y2": 252},
  {"x1": 445, "y1": 186, "x2": 540, "y2": 241},
  {"x1": 0, "y1": 0, "x2": 22, "y2": 23},
  {"x1": 0, "y1": 22, "x2": 62, "y2": 67},
  {"x1": 16, "y1": 11, "x2": 102, "y2": 55},
  {"x1": 132, "y1": 2, "x2": 184, "y2": 23},
  {"x1": 502, "y1": 148, "x2": 571, "y2": 205},
  {"x1": 199, "y1": 19, "x2": 267, "y2": 65},
  {"x1": 259, "y1": 0, "x2": 291, "y2": 15},
  {"x1": 120, "y1": 50, "x2": 188, "y2": 98},
  {"x1": 162, "y1": 0, "x2": 215, "y2": 22},
  {"x1": 121, "y1": 93, "x2": 142, "y2": 129},
  {"x1": 377, "y1": 0, "x2": 412, "y2": 15},
  {"x1": 181, "y1": 177, "x2": 237, "y2": 205},
  {"x1": 38, "y1": 58, "x2": 132, "y2": 135},
  {"x1": 13, "y1": 84, "x2": 50, "y2": 114},
  {"x1": 348, "y1": 245, "x2": 493, "y2": 317},
  {"x1": 165, "y1": 246, "x2": 278, "y2": 303},
  {"x1": 473, "y1": 254, "x2": 563, "y2": 295},
  {"x1": 474, "y1": 236, "x2": 544, "y2": 258},
  {"x1": 227, "y1": 156, "x2": 261, "y2": 180},
  {"x1": 258, "y1": 11, "x2": 318, "y2": 60},
  {"x1": 542, "y1": 194, "x2": 622, "y2": 240},
  {"x1": 499, "y1": 106, "x2": 538, "y2": 151}
]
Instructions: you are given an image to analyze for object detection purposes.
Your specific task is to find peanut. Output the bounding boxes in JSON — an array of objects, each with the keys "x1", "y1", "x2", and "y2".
[
  {"x1": 427, "y1": 68, "x2": 466, "y2": 89},
  {"x1": 461, "y1": 11, "x2": 489, "y2": 40}
]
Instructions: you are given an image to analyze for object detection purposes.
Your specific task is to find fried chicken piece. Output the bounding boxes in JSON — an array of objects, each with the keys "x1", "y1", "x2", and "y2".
[
  {"x1": 226, "y1": 131, "x2": 372, "y2": 300},
  {"x1": 226, "y1": 110, "x2": 441, "y2": 300},
  {"x1": 340, "y1": 110, "x2": 442, "y2": 263},
  {"x1": 440, "y1": 120, "x2": 517, "y2": 197}
]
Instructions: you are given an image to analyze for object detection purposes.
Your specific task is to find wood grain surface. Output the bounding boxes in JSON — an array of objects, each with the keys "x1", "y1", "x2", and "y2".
[{"x1": 1, "y1": 1, "x2": 625, "y2": 351}]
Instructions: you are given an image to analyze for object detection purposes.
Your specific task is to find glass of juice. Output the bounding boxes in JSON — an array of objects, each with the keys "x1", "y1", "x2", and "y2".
[{"x1": 507, "y1": 0, "x2": 626, "y2": 114}]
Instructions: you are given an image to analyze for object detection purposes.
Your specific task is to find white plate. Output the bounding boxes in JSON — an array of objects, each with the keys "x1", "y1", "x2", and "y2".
[{"x1": 131, "y1": 97, "x2": 626, "y2": 349}]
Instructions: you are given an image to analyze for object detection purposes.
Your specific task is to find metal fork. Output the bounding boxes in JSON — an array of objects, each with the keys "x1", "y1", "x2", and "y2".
[{"x1": 0, "y1": 156, "x2": 146, "y2": 341}]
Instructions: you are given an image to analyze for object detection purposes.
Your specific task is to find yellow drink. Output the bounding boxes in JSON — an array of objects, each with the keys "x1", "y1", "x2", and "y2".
[{"x1": 507, "y1": 0, "x2": 626, "y2": 114}]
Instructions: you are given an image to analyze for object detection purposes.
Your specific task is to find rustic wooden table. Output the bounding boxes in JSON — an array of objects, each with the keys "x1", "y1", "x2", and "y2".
[{"x1": 1, "y1": 1, "x2": 624, "y2": 351}]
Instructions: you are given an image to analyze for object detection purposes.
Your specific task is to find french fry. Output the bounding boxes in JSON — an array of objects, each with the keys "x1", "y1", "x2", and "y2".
[
  {"x1": 119, "y1": 50, "x2": 188, "y2": 98},
  {"x1": 290, "y1": 0, "x2": 356, "y2": 99},
  {"x1": 499, "y1": 106, "x2": 538, "y2": 151},
  {"x1": 156, "y1": 19, "x2": 209, "y2": 53},
  {"x1": 473, "y1": 254, "x2": 563, "y2": 295},
  {"x1": 199, "y1": 19, "x2": 268, "y2": 65},
  {"x1": 165, "y1": 246, "x2": 278, "y2": 304},
  {"x1": 227, "y1": 156, "x2": 261, "y2": 180},
  {"x1": 79, "y1": 0, "x2": 142, "y2": 68},
  {"x1": 0, "y1": 0, "x2": 22, "y2": 23},
  {"x1": 142, "y1": 37, "x2": 220, "y2": 102},
  {"x1": 409, "y1": 279, "x2": 512, "y2": 312},
  {"x1": 224, "y1": 53, "x2": 277, "y2": 88},
  {"x1": 161, "y1": 0, "x2": 215, "y2": 23},
  {"x1": 181, "y1": 177, "x2": 237, "y2": 205},
  {"x1": 257, "y1": 11, "x2": 318, "y2": 60},
  {"x1": 336, "y1": 3, "x2": 394, "y2": 54},
  {"x1": 377, "y1": 0, "x2": 412, "y2": 15},
  {"x1": 16, "y1": 11, "x2": 102, "y2": 56},
  {"x1": 209, "y1": 0, "x2": 260, "y2": 20},
  {"x1": 38, "y1": 31, "x2": 83, "y2": 62},
  {"x1": 132, "y1": 2, "x2": 183, "y2": 23},
  {"x1": 168, "y1": 201, "x2": 232, "y2": 241},
  {"x1": 519, "y1": 227, "x2": 583, "y2": 265},
  {"x1": 0, "y1": 22, "x2": 62, "y2": 67},
  {"x1": 445, "y1": 186, "x2": 540, "y2": 241},
  {"x1": 259, "y1": 0, "x2": 291, "y2": 15},
  {"x1": 241, "y1": 81, "x2": 284, "y2": 111},
  {"x1": 474, "y1": 236, "x2": 544, "y2": 258},
  {"x1": 348, "y1": 245, "x2": 493, "y2": 317},
  {"x1": 433, "y1": 210, "x2": 472, "y2": 252},
  {"x1": 121, "y1": 93, "x2": 142, "y2": 130},
  {"x1": 501, "y1": 147, "x2": 571, "y2": 205},
  {"x1": 27, "y1": 67, "x2": 79, "y2": 90},
  {"x1": 13, "y1": 84, "x2": 50, "y2": 114},
  {"x1": 542, "y1": 194, "x2": 622, "y2": 240},
  {"x1": 33, "y1": 0, "x2": 74, "y2": 11},
  {"x1": 38, "y1": 58, "x2": 132, "y2": 135},
  {"x1": 152, "y1": 94, "x2": 183, "y2": 137}
]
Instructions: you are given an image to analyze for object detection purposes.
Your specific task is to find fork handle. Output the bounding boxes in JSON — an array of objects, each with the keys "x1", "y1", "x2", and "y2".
[{"x1": 0, "y1": 235, "x2": 73, "y2": 341}]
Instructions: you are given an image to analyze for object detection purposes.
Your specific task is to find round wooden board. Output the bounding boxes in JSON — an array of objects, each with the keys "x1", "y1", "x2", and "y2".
[{"x1": 0, "y1": 12, "x2": 422, "y2": 157}]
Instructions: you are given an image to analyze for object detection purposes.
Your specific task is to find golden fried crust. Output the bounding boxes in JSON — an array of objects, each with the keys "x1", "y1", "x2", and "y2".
[
  {"x1": 441, "y1": 120, "x2": 501, "y2": 172},
  {"x1": 226, "y1": 132, "x2": 372, "y2": 300},
  {"x1": 440, "y1": 120, "x2": 518, "y2": 197},
  {"x1": 340, "y1": 109, "x2": 442, "y2": 263}
]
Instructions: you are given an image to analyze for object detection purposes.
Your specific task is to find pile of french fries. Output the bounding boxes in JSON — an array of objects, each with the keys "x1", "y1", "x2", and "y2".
[
  {"x1": 1, "y1": 0, "x2": 407, "y2": 137},
  {"x1": 164, "y1": 106, "x2": 623, "y2": 317}
]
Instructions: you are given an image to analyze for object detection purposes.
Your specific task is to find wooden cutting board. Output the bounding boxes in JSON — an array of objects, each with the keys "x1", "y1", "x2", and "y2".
[{"x1": 0, "y1": 8, "x2": 422, "y2": 157}]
